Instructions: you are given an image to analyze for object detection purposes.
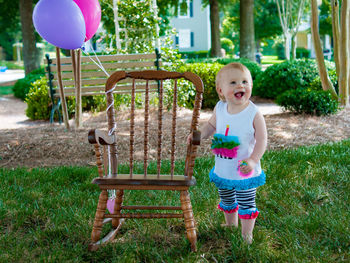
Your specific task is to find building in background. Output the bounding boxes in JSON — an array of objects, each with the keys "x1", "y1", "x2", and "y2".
[
  {"x1": 170, "y1": 0, "x2": 211, "y2": 52},
  {"x1": 296, "y1": 22, "x2": 332, "y2": 59}
]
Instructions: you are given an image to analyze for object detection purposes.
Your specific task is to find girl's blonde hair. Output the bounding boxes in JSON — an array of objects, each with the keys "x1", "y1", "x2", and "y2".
[{"x1": 215, "y1": 62, "x2": 253, "y2": 101}]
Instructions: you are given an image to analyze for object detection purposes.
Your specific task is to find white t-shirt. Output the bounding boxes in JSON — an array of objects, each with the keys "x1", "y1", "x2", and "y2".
[{"x1": 210, "y1": 100, "x2": 266, "y2": 190}]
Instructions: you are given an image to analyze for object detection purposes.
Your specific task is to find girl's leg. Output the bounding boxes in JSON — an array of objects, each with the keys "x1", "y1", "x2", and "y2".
[
  {"x1": 240, "y1": 218, "x2": 256, "y2": 244},
  {"x1": 218, "y1": 188, "x2": 238, "y2": 227},
  {"x1": 236, "y1": 188, "x2": 258, "y2": 244},
  {"x1": 223, "y1": 210, "x2": 238, "y2": 227}
]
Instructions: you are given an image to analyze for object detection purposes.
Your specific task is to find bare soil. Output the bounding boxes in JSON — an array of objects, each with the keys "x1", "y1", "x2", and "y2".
[{"x1": 0, "y1": 96, "x2": 349, "y2": 168}]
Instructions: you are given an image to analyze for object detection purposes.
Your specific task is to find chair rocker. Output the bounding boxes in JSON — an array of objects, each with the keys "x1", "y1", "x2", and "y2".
[{"x1": 88, "y1": 70, "x2": 203, "y2": 252}]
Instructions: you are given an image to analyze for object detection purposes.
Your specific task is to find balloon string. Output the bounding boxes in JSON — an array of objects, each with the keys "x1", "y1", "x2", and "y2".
[
  {"x1": 80, "y1": 42, "x2": 116, "y2": 199},
  {"x1": 81, "y1": 42, "x2": 110, "y2": 77}
]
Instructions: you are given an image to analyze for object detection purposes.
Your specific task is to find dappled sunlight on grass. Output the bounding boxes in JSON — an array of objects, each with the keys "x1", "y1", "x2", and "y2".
[{"x1": 0, "y1": 139, "x2": 349, "y2": 261}]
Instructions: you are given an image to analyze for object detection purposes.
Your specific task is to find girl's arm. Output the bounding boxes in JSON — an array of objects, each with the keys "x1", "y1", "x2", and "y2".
[
  {"x1": 201, "y1": 109, "x2": 216, "y2": 140},
  {"x1": 187, "y1": 107, "x2": 216, "y2": 144},
  {"x1": 241, "y1": 111, "x2": 267, "y2": 174}
]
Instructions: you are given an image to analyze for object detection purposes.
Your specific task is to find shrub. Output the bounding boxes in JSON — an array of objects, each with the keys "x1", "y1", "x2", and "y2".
[
  {"x1": 176, "y1": 60, "x2": 262, "y2": 109},
  {"x1": 25, "y1": 77, "x2": 149, "y2": 120},
  {"x1": 25, "y1": 77, "x2": 52, "y2": 120},
  {"x1": 186, "y1": 58, "x2": 262, "y2": 81},
  {"x1": 220, "y1": 38, "x2": 234, "y2": 54},
  {"x1": 177, "y1": 63, "x2": 223, "y2": 109},
  {"x1": 254, "y1": 59, "x2": 336, "y2": 99},
  {"x1": 179, "y1": 51, "x2": 209, "y2": 59},
  {"x1": 276, "y1": 42, "x2": 286, "y2": 60},
  {"x1": 13, "y1": 67, "x2": 45, "y2": 100},
  {"x1": 309, "y1": 68, "x2": 339, "y2": 94},
  {"x1": 214, "y1": 58, "x2": 262, "y2": 81},
  {"x1": 25, "y1": 77, "x2": 75, "y2": 120},
  {"x1": 276, "y1": 88, "x2": 339, "y2": 115},
  {"x1": 296, "y1": 47, "x2": 310, "y2": 58}
]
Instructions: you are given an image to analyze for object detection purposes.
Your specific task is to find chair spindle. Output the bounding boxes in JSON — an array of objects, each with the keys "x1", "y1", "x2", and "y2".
[
  {"x1": 157, "y1": 80, "x2": 163, "y2": 178},
  {"x1": 129, "y1": 79, "x2": 136, "y2": 178},
  {"x1": 94, "y1": 144, "x2": 104, "y2": 177},
  {"x1": 144, "y1": 80, "x2": 150, "y2": 178},
  {"x1": 170, "y1": 80, "x2": 178, "y2": 178},
  {"x1": 103, "y1": 145, "x2": 108, "y2": 176}
]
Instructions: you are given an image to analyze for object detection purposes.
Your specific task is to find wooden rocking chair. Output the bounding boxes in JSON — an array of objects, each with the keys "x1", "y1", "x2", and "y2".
[{"x1": 88, "y1": 70, "x2": 203, "y2": 252}]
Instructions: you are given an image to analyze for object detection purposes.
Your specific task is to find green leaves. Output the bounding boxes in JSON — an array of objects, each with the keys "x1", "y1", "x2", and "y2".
[
  {"x1": 254, "y1": 59, "x2": 337, "y2": 99},
  {"x1": 276, "y1": 88, "x2": 339, "y2": 115}
]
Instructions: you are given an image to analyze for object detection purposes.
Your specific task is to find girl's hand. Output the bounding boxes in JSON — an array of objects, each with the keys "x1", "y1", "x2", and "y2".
[
  {"x1": 186, "y1": 133, "x2": 193, "y2": 145},
  {"x1": 240, "y1": 158, "x2": 257, "y2": 174}
]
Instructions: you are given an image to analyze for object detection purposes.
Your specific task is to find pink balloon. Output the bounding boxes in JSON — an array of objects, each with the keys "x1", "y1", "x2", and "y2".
[{"x1": 73, "y1": 0, "x2": 101, "y2": 41}]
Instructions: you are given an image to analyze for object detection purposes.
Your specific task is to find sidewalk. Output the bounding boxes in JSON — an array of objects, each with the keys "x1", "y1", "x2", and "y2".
[
  {"x1": 0, "y1": 69, "x2": 25, "y2": 86},
  {"x1": 0, "y1": 95, "x2": 284, "y2": 130}
]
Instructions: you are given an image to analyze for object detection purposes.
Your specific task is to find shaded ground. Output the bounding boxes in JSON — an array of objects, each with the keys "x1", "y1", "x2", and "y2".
[{"x1": 0, "y1": 95, "x2": 349, "y2": 168}]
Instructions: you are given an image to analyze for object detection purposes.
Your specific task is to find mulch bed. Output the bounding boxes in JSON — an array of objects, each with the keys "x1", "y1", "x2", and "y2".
[{"x1": 0, "y1": 106, "x2": 349, "y2": 169}]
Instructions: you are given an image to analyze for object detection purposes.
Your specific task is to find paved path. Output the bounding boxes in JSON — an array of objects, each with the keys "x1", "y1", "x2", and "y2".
[
  {"x1": 0, "y1": 95, "x2": 284, "y2": 130},
  {"x1": 0, "y1": 69, "x2": 25, "y2": 86}
]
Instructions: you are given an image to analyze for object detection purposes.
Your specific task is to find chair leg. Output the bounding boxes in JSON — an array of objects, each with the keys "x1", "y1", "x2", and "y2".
[
  {"x1": 89, "y1": 190, "x2": 108, "y2": 251},
  {"x1": 112, "y1": 189, "x2": 124, "y2": 228},
  {"x1": 180, "y1": 190, "x2": 197, "y2": 252}
]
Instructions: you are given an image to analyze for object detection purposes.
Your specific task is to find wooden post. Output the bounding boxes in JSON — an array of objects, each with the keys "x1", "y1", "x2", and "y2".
[
  {"x1": 72, "y1": 49, "x2": 82, "y2": 128},
  {"x1": 55, "y1": 47, "x2": 70, "y2": 130}
]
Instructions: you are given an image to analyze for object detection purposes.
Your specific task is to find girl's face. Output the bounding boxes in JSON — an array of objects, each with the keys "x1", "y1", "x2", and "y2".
[{"x1": 217, "y1": 68, "x2": 252, "y2": 106}]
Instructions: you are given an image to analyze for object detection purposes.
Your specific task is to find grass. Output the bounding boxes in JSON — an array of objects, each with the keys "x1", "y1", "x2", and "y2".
[
  {"x1": 0, "y1": 85, "x2": 13, "y2": 96},
  {"x1": 261, "y1": 55, "x2": 285, "y2": 65},
  {"x1": 1, "y1": 139, "x2": 349, "y2": 262},
  {"x1": 0, "y1": 60, "x2": 24, "y2": 70}
]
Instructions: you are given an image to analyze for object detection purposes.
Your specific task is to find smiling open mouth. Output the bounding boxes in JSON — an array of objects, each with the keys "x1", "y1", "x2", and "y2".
[{"x1": 234, "y1": 91, "x2": 245, "y2": 98}]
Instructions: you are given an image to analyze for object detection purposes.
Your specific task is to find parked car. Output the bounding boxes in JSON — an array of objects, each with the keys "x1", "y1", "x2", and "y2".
[{"x1": 323, "y1": 49, "x2": 332, "y2": 60}]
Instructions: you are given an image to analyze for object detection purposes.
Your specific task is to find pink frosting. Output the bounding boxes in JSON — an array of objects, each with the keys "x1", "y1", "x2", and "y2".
[{"x1": 212, "y1": 147, "x2": 239, "y2": 158}]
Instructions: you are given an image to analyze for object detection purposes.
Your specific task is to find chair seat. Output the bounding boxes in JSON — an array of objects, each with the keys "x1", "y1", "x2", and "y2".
[{"x1": 92, "y1": 174, "x2": 197, "y2": 186}]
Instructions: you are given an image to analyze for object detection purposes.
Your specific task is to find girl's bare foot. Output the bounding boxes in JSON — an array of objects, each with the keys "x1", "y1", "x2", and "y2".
[{"x1": 242, "y1": 234, "x2": 253, "y2": 244}]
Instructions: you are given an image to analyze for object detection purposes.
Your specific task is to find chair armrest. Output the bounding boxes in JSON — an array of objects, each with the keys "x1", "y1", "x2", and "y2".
[
  {"x1": 191, "y1": 130, "x2": 201, "y2": 145},
  {"x1": 88, "y1": 129, "x2": 115, "y2": 145}
]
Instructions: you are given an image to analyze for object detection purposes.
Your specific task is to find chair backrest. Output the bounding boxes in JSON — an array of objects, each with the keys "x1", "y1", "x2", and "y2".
[{"x1": 105, "y1": 70, "x2": 203, "y2": 180}]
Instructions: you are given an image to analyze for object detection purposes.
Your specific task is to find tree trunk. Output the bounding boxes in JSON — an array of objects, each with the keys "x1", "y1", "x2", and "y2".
[
  {"x1": 291, "y1": 34, "x2": 297, "y2": 59},
  {"x1": 310, "y1": 0, "x2": 338, "y2": 99},
  {"x1": 209, "y1": 0, "x2": 221, "y2": 57},
  {"x1": 240, "y1": 0, "x2": 255, "y2": 61},
  {"x1": 19, "y1": 0, "x2": 40, "y2": 75},
  {"x1": 331, "y1": 0, "x2": 341, "y2": 77},
  {"x1": 113, "y1": 0, "x2": 121, "y2": 50},
  {"x1": 339, "y1": 0, "x2": 350, "y2": 106},
  {"x1": 284, "y1": 32, "x2": 291, "y2": 60}
]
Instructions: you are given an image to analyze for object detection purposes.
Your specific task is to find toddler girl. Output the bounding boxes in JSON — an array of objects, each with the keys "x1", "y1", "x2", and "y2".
[{"x1": 188, "y1": 62, "x2": 267, "y2": 244}]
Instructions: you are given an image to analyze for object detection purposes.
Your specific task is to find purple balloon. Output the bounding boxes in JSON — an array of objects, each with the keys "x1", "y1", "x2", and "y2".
[{"x1": 33, "y1": 0, "x2": 86, "y2": 50}]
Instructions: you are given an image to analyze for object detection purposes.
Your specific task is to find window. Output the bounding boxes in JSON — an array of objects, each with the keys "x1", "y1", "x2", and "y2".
[
  {"x1": 178, "y1": 0, "x2": 193, "y2": 18},
  {"x1": 179, "y1": 29, "x2": 191, "y2": 48}
]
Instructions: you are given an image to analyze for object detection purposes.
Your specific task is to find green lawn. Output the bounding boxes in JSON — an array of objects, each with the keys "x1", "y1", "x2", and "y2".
[
  {"x1": 0, "y1": 85, "x2": 13, "y2": 96},
  {"x1": 1, "y1": 140, "x2": 349, "y2": 262},
  {"x1": 261, "y1": 55, "x2": 285, "y2": 65},
  {"x1": 0, "y1": 60, "x2": 24, "y2": 69}
]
